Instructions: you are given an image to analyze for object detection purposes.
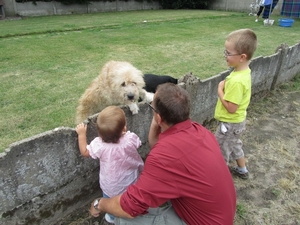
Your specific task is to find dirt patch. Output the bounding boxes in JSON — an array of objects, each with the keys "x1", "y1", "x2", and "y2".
[{"x1": 233, "y1": 81, "x2": 300, "y2": 225}]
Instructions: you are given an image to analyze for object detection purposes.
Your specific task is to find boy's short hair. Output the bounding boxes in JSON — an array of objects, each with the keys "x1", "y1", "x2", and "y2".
[
  {"x1": 97, "y1": 106, "x2": 126, "y2": 143},
  {"x1": 226, "y1": 29, "x2": 257, "y2": 60}
]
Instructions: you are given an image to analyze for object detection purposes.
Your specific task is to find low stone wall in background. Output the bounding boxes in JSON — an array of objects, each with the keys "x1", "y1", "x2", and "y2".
[
  {"x1": 0, "y1": 42, "x2": 300, "y2": 224},
  {"x1": 3, "y1": 0, "x2": 161, "y2": 17},
  {"x1": 209, "y1": 0, "x2": 283, "y2": 15},
  {"x1": 2, "y1": 0, "x2": 283, "y2": 18}
]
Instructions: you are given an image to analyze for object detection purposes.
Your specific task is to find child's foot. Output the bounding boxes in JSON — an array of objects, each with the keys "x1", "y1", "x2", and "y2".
[
  {"x1": 105, "y1": 213, "x2": 115, "y2": 224},
  {"x1": 229, "y1": 166, "x2": 249, "y2": 179}
]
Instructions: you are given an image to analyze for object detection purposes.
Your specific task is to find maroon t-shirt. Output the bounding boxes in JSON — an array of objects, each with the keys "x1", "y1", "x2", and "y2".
[{"x1": 120, "y1": 119, "x2": 236, "y2": 225}]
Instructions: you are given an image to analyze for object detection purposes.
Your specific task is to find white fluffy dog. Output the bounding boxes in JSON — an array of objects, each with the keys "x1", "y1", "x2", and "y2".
[{"x1": 76, "y1": 60, "x2": 154, "y2": 124}]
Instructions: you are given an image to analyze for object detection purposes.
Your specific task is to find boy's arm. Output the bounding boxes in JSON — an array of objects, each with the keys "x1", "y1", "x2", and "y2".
[
  {"x1": 218, "y1": 80, "x2": 238, "y2": 114},
  {"x1": 75, "y1": 123, "x2": 90, "y2": 157}
]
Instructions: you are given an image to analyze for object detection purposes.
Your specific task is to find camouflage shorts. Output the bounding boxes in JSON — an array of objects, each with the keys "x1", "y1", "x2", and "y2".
[{"x1": 215, "y1": 120, "x2": 246, "y2": 164}]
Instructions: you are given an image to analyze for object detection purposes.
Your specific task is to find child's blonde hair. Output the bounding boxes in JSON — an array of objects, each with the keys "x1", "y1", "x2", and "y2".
[
  {"x1": 97, "y1": 106, "x2": 126, "y2": 143},
  {"x1": 226, "y1": 29, "x2": 257, "y2": 60}
]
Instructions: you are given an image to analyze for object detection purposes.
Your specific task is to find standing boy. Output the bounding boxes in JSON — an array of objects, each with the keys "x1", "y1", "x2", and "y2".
[{"x1": 214, "y1": 28, "x2": 257, "y2": 180}]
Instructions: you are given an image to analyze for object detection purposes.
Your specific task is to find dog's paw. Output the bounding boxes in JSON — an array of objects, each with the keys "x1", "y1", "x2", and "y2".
[
  {"x1": 145, "y1": 92, "x2": 154, "y2": 102},
  {"x1": 128, "y1": 102, "x2": 139, "y2": 114}
]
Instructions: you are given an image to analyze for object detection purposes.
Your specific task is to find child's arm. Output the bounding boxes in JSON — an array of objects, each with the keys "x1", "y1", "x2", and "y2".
[
  {"x1": 75, "y1": 123, "x2": 90, "y2": 157},
  {"x1": 218, "y1": 80, "x2": 238, "y2": 113}
]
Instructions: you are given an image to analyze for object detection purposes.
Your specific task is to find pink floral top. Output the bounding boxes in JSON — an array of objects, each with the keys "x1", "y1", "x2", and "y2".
[{"x1": 87, "y1": 131, "x2": 144, "y2": 197}]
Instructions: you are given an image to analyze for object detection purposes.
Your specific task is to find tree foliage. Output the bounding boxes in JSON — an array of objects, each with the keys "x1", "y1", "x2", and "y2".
[
  {"x1": 15, "y1": 0, "x2": 210, "y2": 9},
  {"x1": 16, "y1": 0, "x2": 150, "y2": 4},
  {"x1": 157, "y1": 0, "x2": 210, "y2": 9}
]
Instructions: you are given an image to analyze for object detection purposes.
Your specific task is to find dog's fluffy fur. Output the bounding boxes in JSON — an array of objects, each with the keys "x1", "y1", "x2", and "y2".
[
  {"x1": 76, "y1": 60, "x2": 153, "y2": 124},
  {"x1": 143, "y1": 74, "x2": 178, "y2": 93}
]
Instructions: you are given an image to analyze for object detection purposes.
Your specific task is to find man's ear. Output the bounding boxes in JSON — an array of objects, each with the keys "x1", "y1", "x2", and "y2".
[{"x1": 156, "y1": 113, "x2": 162, "y2": 125}]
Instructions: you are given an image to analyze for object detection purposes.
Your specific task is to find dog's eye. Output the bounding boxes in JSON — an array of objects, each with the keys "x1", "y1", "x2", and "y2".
[
  {"x1": 121, "y1": 82, "x2": 126, "y2": 87},
  {"x1": 132, "y1": 82, "x2": 137, "y2": 86}
]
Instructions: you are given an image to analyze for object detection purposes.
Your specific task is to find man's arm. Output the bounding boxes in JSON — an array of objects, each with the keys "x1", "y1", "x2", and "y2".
[{"x1": 90, "y1": 195, "x2": 134, "y2": 219}]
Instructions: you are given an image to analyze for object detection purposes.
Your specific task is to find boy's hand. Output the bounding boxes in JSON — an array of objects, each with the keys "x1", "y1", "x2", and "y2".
[
  {"x1": 75, "y1": 123, "x2": 87, "y2": 136},
  {"x1": 218, "y1": 80, "x2": 225, "y2": 90},
  {"x1": 218, "y1": 80, "x2": 226, "y2": 99}
]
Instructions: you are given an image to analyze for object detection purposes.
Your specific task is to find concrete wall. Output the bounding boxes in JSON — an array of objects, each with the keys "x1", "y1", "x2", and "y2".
[
  {"x1": 2, "y1": 0, "x2": 285, "y2": 17},
  {"x1": 1, "y1": 42, "x2": 300, "y2": 224},
  {"x1": 209, "y1": 0, "x2": 284, "y2": 15},
  {"x1": 2, "y1": 0, "x2": 161, "y2": 17}
]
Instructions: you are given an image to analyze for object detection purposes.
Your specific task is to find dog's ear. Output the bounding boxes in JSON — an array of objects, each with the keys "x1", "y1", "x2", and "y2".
[{"x1": 169, "y1": 78, "x2": 178, "y2": 84}]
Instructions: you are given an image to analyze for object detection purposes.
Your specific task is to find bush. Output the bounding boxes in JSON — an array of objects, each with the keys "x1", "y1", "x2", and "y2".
[
  {"x1": 15, "y1": 0, "x2": 156, "y2": 5},
  {"x1": 15, "y1": 0, "x2": 210, "y2": 9},
  {"x1": 157, "y1": 0, "x2": 210, "y2": 9}
]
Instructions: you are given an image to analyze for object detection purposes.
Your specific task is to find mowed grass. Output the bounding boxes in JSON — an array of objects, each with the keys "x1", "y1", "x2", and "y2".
[{"x1": 0, "y1": 10, "x2": 299, "y2": 153}]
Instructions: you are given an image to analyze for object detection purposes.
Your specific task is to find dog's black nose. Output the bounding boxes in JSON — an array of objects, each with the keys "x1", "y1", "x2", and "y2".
[{"x1": 127, "y1": 94, "x2": 134, "y2": 100}]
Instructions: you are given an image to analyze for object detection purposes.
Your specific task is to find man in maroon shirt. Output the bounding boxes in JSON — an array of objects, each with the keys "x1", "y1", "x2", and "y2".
[{"x1": 90, "y1": 83, "x2": 236, "y2": 225}]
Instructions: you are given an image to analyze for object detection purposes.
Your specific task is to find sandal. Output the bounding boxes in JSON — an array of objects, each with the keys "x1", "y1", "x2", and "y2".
[{"x1": 229, "y1": 166, "x2": 249, "y2": 180}]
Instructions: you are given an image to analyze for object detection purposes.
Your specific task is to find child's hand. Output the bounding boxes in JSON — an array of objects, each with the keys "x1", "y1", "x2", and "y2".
[
  {"x1": 217, "y1": 80, "x2": 226, "y2": 99},
  {"x1": 218, "y1": 80, "x2": 225, "y2": 90},
  {"x1": 75, "y1": 123, "x2": 87, "y2": 136}
]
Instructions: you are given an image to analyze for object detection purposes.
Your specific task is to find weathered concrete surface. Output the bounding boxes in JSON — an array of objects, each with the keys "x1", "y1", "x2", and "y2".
[
  {"x1": 209, "y1": 0, "x2": 283, "y2": 14},
  {"x1": 0, "y1": 42, "x2": 300, "y2": 224},
  {"x1": 1, "y1": 0, "x2": 283, "y2": 18},
  {"x1": 0, "y1": 128, "x2": 100, "y2": 224},
  {"x1": 2, "y1": 0, "x2": 161, "y2": 17}
]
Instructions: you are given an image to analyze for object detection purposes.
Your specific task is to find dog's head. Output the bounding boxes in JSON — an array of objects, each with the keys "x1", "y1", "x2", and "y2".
[
  {"x1": 121, "y1": 80, "x2": 141, "y2": 103},
  {"x1": 107, "y1": 61, "x2": 145, "y2": 104}
]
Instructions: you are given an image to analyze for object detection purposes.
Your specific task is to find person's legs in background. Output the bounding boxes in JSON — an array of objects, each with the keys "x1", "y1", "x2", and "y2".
[
  {"x1": 271, "y1": 0, "x2": 279, "y2": 12},
  {"x1": 256, "y1": 5, "x2": 264, "y2": 22},
  {"x1": 262, "y1": 4, "x2": 271, "y2": 19}
]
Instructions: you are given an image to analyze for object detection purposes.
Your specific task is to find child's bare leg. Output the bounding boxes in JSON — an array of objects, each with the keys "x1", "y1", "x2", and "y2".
[
  {"x1": 236, "y1": 157, "x2": 248, "y2": 174},
  {"x1": 230, "y1": 157, "x2": 249, "y2": 179},
  {"x1": 236, "y1": 157, "x2": 246, "y2": 168}
]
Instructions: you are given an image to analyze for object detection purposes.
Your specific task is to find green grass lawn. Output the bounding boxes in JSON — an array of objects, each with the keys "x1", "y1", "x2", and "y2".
[{"x1": 0, "y1": 10, "x2": 299, "y2": 153}]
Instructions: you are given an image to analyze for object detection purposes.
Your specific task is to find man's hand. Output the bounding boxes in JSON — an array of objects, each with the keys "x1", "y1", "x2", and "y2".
[
  {"x1": 148, "y1": 116, "x2": 161, "y2": 148},
  {"x1": 90, "y1": 198, "x2": 102, "y2": 217}
]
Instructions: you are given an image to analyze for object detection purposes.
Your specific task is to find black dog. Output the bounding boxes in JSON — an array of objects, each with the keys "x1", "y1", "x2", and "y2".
[{"x1": 143, "y1": 74, "x2": 178, "y2": 93}]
